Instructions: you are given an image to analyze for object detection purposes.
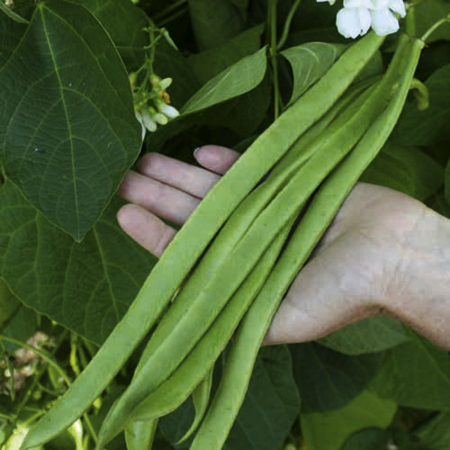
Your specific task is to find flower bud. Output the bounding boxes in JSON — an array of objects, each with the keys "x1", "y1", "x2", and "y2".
[
  {"x1": 142, "y1": 110, "x2": 157, "y2": 132},
  {"x1": 159, "y1": 78, "x2": 173, "y2": 90},
  {"x1": 155, "y1": 98, "x2": 180, "y2": 119}
]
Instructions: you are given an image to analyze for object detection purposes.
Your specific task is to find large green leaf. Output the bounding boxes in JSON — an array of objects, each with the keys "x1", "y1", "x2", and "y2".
[
  {"x1": 147, "y1": 47, "x2": 269, "y2": 152},
  {"x1": 369, "y1": 331, "x2": 450, "y2": 410},
  {"x1": 188, "y1": 24, "x2": 265, "y2": 84},
  {"x1": 71, "y1": 0, "x2": 150, "y2": 70},
  {"x1": 182, "y1": 46, "x2": 267, "y2": 114},
  {"x1": 289, "y1": 343, "x2": 381, "y2": 413},
  {"x1": 281, "y1": 42, "x2": 345, "y2": 105},
  {"x1": 0, "y1": 181, "x2": 156, "y2": 344},
  {"x1": 0, "y1": 0, "x2": 142, "y2": 241},
  {"x1": 301, "y1": 390, "x2": 396, "y2": 450},
  {"x1": 318, "y1": 316, "x2": 410, "y2": 356}
]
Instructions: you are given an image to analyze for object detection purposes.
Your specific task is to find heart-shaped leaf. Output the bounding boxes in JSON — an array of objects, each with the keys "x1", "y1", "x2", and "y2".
[
  {"x1": 0, "y1": 180, "x2": 156, "y2": 344},
  {"x1": 0, "y1": 0, "x2": 142, "y2": 241}
]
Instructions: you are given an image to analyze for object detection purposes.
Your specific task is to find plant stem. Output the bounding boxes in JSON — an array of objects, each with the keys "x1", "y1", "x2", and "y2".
[
  {"x1": 421, "y1": 14, "x2": 450, "y2": 43},
  {"x1": 277, "y1": 0, "x2": 302, "y2": 50},
  {"x1": 268, "y1": 0, "x2": 280, "y2": 120},
  {"x1": 405, "y1": 2, "x2": 416, "y2": 37}
]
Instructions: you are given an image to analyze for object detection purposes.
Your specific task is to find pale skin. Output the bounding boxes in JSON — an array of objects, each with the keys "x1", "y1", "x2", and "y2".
[{"x1": 117, "y1": 145, "x2": 450, "y2": 350}]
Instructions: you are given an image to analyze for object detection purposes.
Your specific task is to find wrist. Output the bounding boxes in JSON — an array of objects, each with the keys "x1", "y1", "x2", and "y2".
[{"x1": 382, "y1": 206, "x2": 450, "y2": 349}]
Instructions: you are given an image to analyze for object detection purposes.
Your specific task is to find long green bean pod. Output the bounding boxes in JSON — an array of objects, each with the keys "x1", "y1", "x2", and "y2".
[
  {"x1": 96, "y1": 219, "x2": 295, "y2": 448},
  {"x1": 189, "y1": 35, "x2": 423, "y2": 450},
  {"x1": 96, "y1": 64, "x2": 401, "y2": 446},
  {"x1": 21, "y1": 32, "x2": 385, "y2": 450},
  {"x1": 133, "y1": 78, "x2": 379, "y2": 376}
]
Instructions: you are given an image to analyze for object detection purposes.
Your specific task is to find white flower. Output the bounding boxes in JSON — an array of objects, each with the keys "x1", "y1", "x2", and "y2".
[
  {"x1": 371, "y1": 0, "x2": 406, "y2": 36},
  {"x1": 141, "y1": 110, "x2": 157, "y2": 132},
  {"x1": 337, "y1": 0, "x2": 373, "y2": 38},
  {"x1": 332, "y1": 0, "x2": 406, "y2": 38}
]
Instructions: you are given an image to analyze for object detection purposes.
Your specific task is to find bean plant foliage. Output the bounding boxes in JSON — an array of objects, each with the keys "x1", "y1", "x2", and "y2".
[{"x1": 0, "y1": 0, "x2": 450, "y2": 449}]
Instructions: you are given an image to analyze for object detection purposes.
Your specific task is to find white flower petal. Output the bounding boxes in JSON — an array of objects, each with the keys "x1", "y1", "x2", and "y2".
[
  {"x1": 387, "y1": 0, "x2": 406, "y2": 17},
  {"x1": 135, "y1": 111, "x2": 147, "y2": 140},
  {"x1": 371, "y1": 8, "x2": 400, "y2": 35},
  {"x1": 142, "y1": 111, "x2": 157, "y2": 132},
  {"x1": 344, "y1": 0, "x2": 373, "y2": 8},
  {"x1": 336, "y1": 7, "x2": 372, "y2": 38}
]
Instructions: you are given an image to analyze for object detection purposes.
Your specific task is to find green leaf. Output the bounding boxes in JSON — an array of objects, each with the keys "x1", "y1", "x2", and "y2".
[
  {"x1": 341, "y1": 428, "x2": 391, "y2": 450},
  {"x1": 224, "y1": 346, "x2": 300, "y2": 450},
  {"x1": 0, "y1": 0, "x2": 142, "y2": 241},
  {"x1": 181, "y1": 47, "x2": 267, "y2": 114},
  {"x1": 70, "y1": 0, "x2": 150, "y2": 70},
  {"x1": 281, "y1": 42, "x2": 345, "y2": 105},
  {"x1": 361, "y1": 143, "x2": 444, "y2": 201},
  {"x1": 0, "y1": 180, "x2": 156, "y2": 345},
  {"x1": 188, "y1": 0, "x2": 246, "y2": 51},
  {"x1": 301, "y1": 390, "x2": 396, "y2": 450},
  {"x1": 392, "y1": 64, "x2": 450, "y2": 148},
  {"x1": 414, "y1": 413, "x2": 450, "y2": 450},
  {"x1": 188, "y1": 24, "x2": 265, "y2": 84},
  {"x1": 289, "y1": 343, "x2": 381, "y2": 413},
  {"x1": 369, "y1": 331, "x2": 450, "y2": 410},
  {"x1": 318, "y1": 316, "x2": 410, "y2": 356}
]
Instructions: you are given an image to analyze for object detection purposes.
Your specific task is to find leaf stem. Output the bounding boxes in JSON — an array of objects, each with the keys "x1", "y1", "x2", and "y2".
[
  {"x1": 420, "y1": 14, "x2": 450, "y2": 43},
  {"x1": 277, "y1": 0, "x2": 302, "y2": 50}
]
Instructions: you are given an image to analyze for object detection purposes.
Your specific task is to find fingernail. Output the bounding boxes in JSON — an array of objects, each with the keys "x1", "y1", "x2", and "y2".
[{"x1": 193, "y1": 147, "x2": 201, "y2": 157}]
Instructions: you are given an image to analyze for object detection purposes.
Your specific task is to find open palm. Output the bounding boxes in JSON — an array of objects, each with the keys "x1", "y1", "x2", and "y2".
[{"x1": 117, "y1": 146, "x2": 449, "y2": 348}]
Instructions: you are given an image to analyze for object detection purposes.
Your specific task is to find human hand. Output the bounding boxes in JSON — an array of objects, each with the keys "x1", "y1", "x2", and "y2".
[{"x1": 117, "y1": 146, "x2": 450, "y2": 350}]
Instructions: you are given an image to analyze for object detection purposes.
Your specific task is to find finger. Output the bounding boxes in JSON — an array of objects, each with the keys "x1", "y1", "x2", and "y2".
[
  {"x1": 193, "y1": 145, "x2": 241, "y2": 175},
  {"x1": 117, "y1": 170, "x2": 200, "y2": 226},
  {"x1": 139, "y1": 152, "x2": 221, "y2": 199},
  {"x1": 117, "y1": 204, "x2": 176, "y2": 258}
]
